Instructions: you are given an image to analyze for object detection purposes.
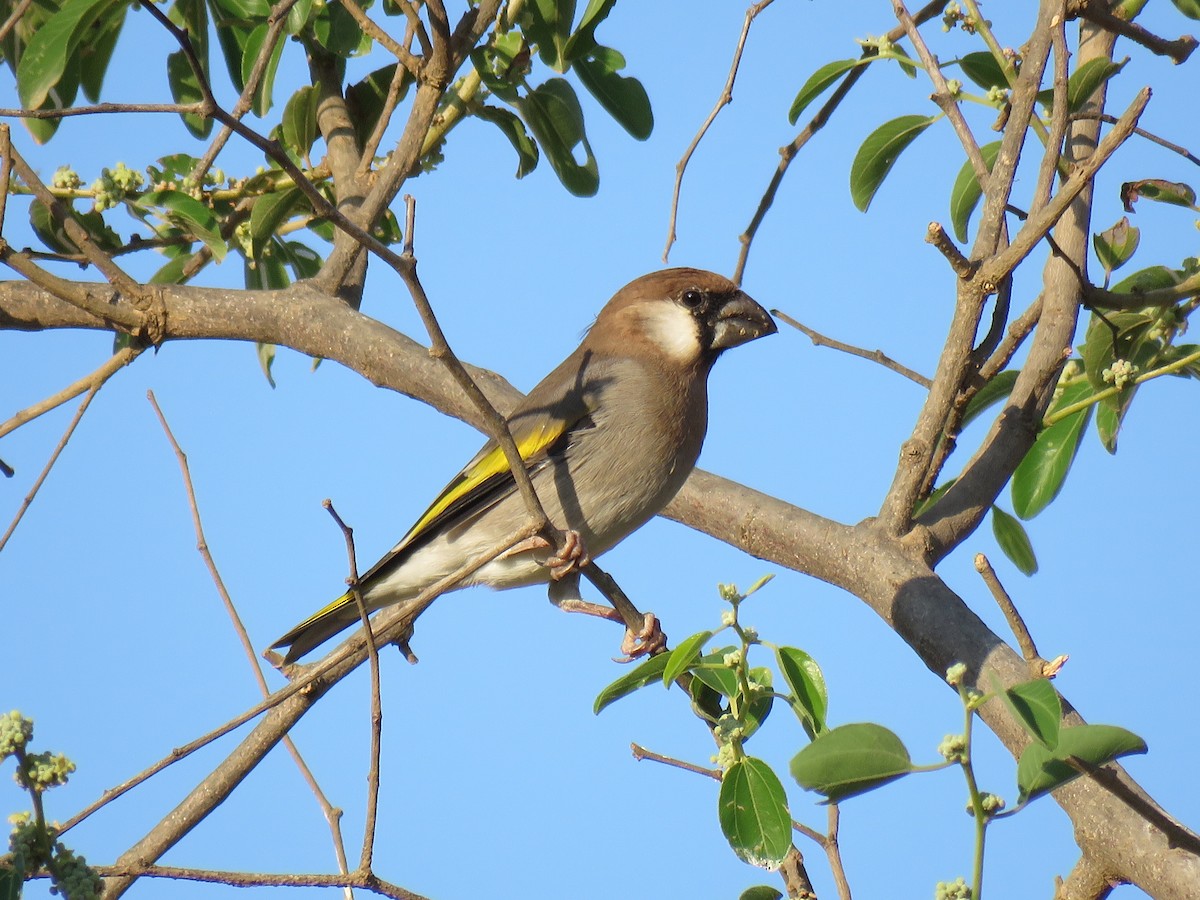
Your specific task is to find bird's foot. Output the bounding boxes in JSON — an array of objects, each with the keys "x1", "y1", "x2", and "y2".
[
  {"x1": 615, "y1": 612, "x2": 666, "y2": 663},
  {"x1": 505, "y1": 528, "x2": 590, "y2": 579}
]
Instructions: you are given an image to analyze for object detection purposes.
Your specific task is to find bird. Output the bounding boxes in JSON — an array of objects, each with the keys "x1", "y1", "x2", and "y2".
[{"x1": 270, "y1": 267, "x2": 776, "y2": 663}]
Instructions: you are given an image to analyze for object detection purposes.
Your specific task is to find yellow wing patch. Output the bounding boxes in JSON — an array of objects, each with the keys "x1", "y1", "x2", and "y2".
[{"x1": 401, "y1": 419, "x2": 565, "y2": 546}]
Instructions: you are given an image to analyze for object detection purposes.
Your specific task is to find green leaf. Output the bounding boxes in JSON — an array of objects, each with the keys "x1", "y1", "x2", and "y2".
[
  {"x1": 474, "y1": 105, "x2": 539, "y2": 178},
  {"x1": 718, "y1": 758, "x2": 792, "y2": 868},
  {"x1": 691, "y1": 648, "x2": 740, "y2": 698},
  {"x1": 257, "y1": 341, "x2": 277, "y2": 388},
  {"x1": 573, "y1": 46, "x2": 653, "y2": 140},
  {"x1": 775, "y1": 647, "x2": 828, "y2": 737},
  {"x1": 950, "y1": 140, "x2": 1002, "y2": 242},
  {"x1": 16, "y1": 0, "x2": 126, "y2": 110},
  {"x1": 312, "y1": 0, "x2": 370, "y2": 57},
  {"x1": 250, "y1": 187, "x2": 303, "y2": 259},
  {"x1": 212, "y1": 19, "x2": 251, "y2": 94},
  {"x1": 518, "y1": 78, "x2": 599, "y2": 197},
  {"x1": 912, "y1": 478, "x2": 956, "y2": 519},
  {"x1": 1011, "y1": 379, "x2": 1092, "y2": 519},
  {"x1": 739, "y1": 888, "x2": 783, "y2": 900},
  {"x1": 524, "y1": 0, "x2": 575, "y2": 72},
  {"x1": 662, "y1": 630, "x2": 713, "y2": 687},
  {"x1": 563, "y1": 0, "x2": 615, "y2": 60},
  {"x1": 0, "y1": 863, "x2": 20, "y2": 900},
  {"x1": 79, "y1": 5, "x2": 127, "y2": 101},
  {"x1": 1017, "y1": 724, "x2": 1146, "y2": 802},
  {"x1": 1065, "y1": 57, "x2": 1126, "y2": 112},
  {"x1": 346, "y1": 64, "x2": 412, "y2": 147},
  {"x1": 957, "y1": 51, "x2": 1009, "y2": 90},
  {"x1": 1121, "y1": 179, "x2": 1198, "y2": 211},
  {"x1": 743, "y1": 667, "x2": 774, "y2": 741},
  {"x1": 593, "y1": 653, "x2": 671, "y2": 713},
  {"x1": 149, "y1": 252, "x2": 197, "y2": 285},
  {"x1": 282, "y1": 86, "x2": 319, "y2": 161},
  {"x1": 991, "y1": 506, "x2": 1038, "y2": 575},
  {"x1": 1110, "y1": 265, "x2": 1184, "y2": 295},
  {"x1": 280, "y1": 240, "x2": 323, "y2": 280},
  {"x1": 286, "y1": 0, "x2": 314, "y2": 34},
  {"x1": 1093, "y1": 215, "x2": 1140, "y2": 276},
  {"x1": 790, "y1": 723, "x2": 913, "y2": 802},
  {"x1": 1171, "y1": 0, "x2": 1200, "y2": 19},
  {"x1": 962, "y1": 368, "x2": 1019, "y2": 428},
  {"x1": 850, "y1": 115, "x2": 935, "y2": 212},
  {"x1": 788, "y1": 58, "x2": 861, "y2": 124},
  {"x1": 1002, "y1": 679, "x2": 1061, "y2": 748},
  {"x1": 241, "y1": 22, "x2": 285, "y2": 117},
  {"x1": 168, "y1": 49, "x2": 212, "y2": 138},
  {"x1": 138, "y1": 189, "x2": 227, "y2": 262}
]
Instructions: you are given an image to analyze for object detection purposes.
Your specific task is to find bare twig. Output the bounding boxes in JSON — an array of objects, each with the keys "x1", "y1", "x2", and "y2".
[
  {"x1": 0, "y1": 103, "x2": 206, "y2": 119},
  {"x1": 1069, "y1": 0, "x2": 1197, "y2": 64},
  {"x1": 893, "y1": 0, "x2": 988, "y2": 181},
  {"x1": 0, "y1": 346, "x2": 141, "y2": 441},
  {"x1": 926, "y1": 222, "x2": 977, "y2": 280},
  {"x1": 323, "y1": 500, "x2": 384, "y2": 876},
  {"x1": 974, "y1": 553, "x2": 1048, "y2": 673},
  {"x1": 357, "y1": 63, "x2": 414, "y2": 176},
  {"x1": 0, "y1": 385, "x2": 100, "y2": 553},
  {"x1": 773, "y1": 308, "x2": 931, "y2": 388},
  {"x1": 339, "y1": 0, "x2": 421, "y2": 74},
  {"x1": 630, "y1": 743, "x2": 721, "y2": 780},
  {"x1": 1070, "y1": 113, "x2": 1200, "y2": 167},
  {"x1": 732, "y1": 0, "x2": 947, "y2": 283},
  {"x1": 0, "y1": 123, "x2": 11, "y2": 232},
  {"x1": 95, "y1": 864, "x2": 429, "y2": 900},
  {"x1": 663, "y1": 0, "x2": 775, "y2": 264},
  {"x1": 982, "y1": 88, "x2": 1149, "y2": 286},
  {"x1": 147, "y1": 391, "x2": 356, "y2": 887},
  {"x1": 1031, "y1": 12, "x2": 1071, "y2": 217},
  {"x1": 0, "y1": 0, "x2": 33, "y2": 43}
]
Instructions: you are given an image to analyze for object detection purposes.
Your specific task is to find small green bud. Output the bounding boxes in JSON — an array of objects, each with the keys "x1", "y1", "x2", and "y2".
[
  {"x1": 934, "y1": 877, "x2": 972, "y2": 900},
  {"x1": 0, "y1": 711, "x2": 33, "y2": 759},
  {"x1": 938, "y1": 733, "x2": 967, "y2": 763},
  {"x1": 945, "y1": 663, "x2": 968, "y2": 686}
]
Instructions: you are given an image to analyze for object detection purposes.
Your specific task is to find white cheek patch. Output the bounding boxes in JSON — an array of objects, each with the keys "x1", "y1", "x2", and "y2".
[{"x1": 637, "y1": 303, "x2": 701, "y2": 363}]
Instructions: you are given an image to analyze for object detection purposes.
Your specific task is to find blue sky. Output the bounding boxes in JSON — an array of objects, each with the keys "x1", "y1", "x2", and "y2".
[{"x1": 3, "y1": 2, "x2": 1199, "y2": 898}]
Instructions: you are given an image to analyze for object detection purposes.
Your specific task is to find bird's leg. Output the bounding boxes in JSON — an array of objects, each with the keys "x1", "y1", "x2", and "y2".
[
  {"x1": 547, "y1": 575, "x2": 666, "y2": 661},
  {"x1": 501, "y1": 528, "x2": 590, "y2": 579}
]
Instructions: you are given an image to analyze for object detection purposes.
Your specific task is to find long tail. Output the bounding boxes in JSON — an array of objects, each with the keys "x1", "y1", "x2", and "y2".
[{"x1": 270, "y1": 592, "x2": 363, "y2": 663}]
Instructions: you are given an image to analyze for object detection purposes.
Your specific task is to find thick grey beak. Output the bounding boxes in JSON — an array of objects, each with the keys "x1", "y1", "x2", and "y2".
[{"x1": 710, "y1": 292, "x2": 778, "y2": 351}]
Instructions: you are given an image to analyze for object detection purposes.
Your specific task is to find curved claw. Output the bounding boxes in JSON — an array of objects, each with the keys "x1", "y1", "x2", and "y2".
[{"x1": 614, "y1": 612, "x2": 666, "y2": 663}]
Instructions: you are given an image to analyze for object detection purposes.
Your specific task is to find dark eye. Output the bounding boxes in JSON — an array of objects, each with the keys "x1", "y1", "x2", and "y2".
[{"x1": 681, "y1": 289, "x2": 704, "y2": 309}]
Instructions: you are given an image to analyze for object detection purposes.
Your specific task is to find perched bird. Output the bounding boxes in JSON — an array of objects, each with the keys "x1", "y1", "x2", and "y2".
[{"x1": 271, "y1": 268, "x2": 776, "y2": 663}]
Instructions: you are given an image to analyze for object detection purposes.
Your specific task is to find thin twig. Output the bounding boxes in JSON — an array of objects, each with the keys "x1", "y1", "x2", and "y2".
[
  {"x1": 825, "y1": 804, "x2": 853, "y2": 900},
  {"x1": 357, "y1": 63, "x2": 413, "y2": 177},
  {"x1": 58, "y1": 518, "x2": 540, "y2": 840},
  {"x1": 147, "y1": 391, "x2": 355, "y2": 887},
  {"x1": 1069, "y1": 0, "x2": 1197, "y2": 64},
  {"x1": 773, "y1": 308, "x2": 931, "y2": 388},
  {"x1": 323, "y1": 500, "x2": 384, "y2": 876},
  {"x1": 0, "y1": 122, "x2": 11, "y2": 233},
  {"x1": 0, "y1": 103, "x2": 206, "y2": 119},
  {"x1": 662, "y1": 0, "x2": 775, "y2": 264},
  {"x1": 926, "y1": 222, "x2": 977, "y2": 280},
  {"x1": 0, "y1": 347, "x2": 141, "y2": 441},
  {"x1": 732, "y1": 0, "x2": 947, "y2": 283},
  {"x1": 894, "y1": 0, "x2": 988, "y2": 181},
  {"x1": 974, "y1": 553, "x2": 1053, "y2": 677},
  {"x1": 0, "y1": 0, "x2": 33, "y2": 44},
  {"x1": 0, "y1": 386, "x2": 100, "y2": 553},
  {"x1": 187, "y1": 0, "x2": 300, "y2": 186},
  {"x1": 630, "y1": 743, "x2": 721, "y2": 780},
  {"x1": 93, "y1": 864, "x2": 428, "y2": 900},
  {"x1": 1071, "y1": 112, "x2": 1200, "y2": 167},
  {"x1": 1030, "y1": 10, "x2": 1071, "y2": 218},
  {"x1": 339, "y1": 0, "x2": 421, "y2": 74}
]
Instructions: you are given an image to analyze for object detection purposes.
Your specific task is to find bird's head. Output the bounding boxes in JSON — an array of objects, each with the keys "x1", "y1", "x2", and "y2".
[{"x1": 586, "y1": 268, "x2": 777, "y2": 370}]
